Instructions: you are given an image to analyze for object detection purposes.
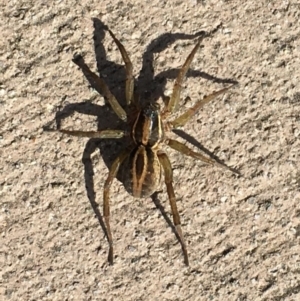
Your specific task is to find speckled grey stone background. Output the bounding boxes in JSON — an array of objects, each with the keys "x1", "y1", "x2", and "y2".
[{"x1": 1, "y1": 1, "x2": 300, "y2": 300}]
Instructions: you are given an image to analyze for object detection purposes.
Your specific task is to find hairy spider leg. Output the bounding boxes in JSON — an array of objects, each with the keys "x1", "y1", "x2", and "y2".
[
  {"x1": 73, "y1": 57, "x2": 127, "y2": 121},
  {"x1": 167, "y1": 37, "x2": 203, "y2": 113},
  {"x1": 167, "y1": 139, "x2": 214, "y2": 165},
  {"x1": 158, "y1": 152, "x2": 189, "y2": 266},
  {"x1": 59, "y1": 129, "x2": 126, "y2": 139},
  {"x1": 170, "y1": 85, "x2": 235, "y2": 129},
  {"x1": 107, "y1": 29, "x2": 135, "y2": 106},
  {"x1": 59, "y1": 129, "x2": 129, "y2": 264},
  {"x1": 103, "y1": 148, "x2": 132, "y2": 264}
]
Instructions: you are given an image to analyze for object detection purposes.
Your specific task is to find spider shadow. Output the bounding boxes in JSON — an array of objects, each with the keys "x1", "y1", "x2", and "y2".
[{"x1": 46, "y1": 18, "x2": 238, "y2": 261}]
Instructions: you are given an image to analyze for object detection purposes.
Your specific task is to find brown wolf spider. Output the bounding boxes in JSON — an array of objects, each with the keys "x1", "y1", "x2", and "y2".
[{"x1": 58, "y1": 28, "x2": 236, "y2": 266}]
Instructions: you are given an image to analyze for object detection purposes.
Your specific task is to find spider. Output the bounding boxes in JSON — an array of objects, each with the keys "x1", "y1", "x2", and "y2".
[{"x1": 58, "y1": 28, "x2": 235, "y2": 266}]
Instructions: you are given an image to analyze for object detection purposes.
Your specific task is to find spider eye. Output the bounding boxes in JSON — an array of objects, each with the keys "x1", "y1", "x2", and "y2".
[
  {"x1": 143, "y1": 103, "x2": 160, "y2": 117},
  {"x1": 149, "y1": 102, "x2": 160, "y2": 112}
]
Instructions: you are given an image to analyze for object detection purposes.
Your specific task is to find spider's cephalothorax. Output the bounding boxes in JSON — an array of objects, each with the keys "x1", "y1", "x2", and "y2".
[
  {"x1": 132, "y1": 103, "x2": 164, "y2": 148},
  {"x1": 59, "y1": 28, "x2": 236, "y2": 266}
]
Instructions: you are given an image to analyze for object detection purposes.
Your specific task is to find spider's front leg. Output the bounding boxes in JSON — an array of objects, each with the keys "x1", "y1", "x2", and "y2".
[
  {"x1": 107, "y1": 29, "x2": 135, "y2": 106},
  {"x1": 164, "y1": 36, "x2": 236, "y2": 128},
  {"x1": 167, "y1": 38, "x2": 203, "y2": 113},
  {"x1": 72, "y1": 56, "x2": 128, "y2": 122},
  {"x1": 158, "y1": 152, "x2": 189, "y2": 266}
]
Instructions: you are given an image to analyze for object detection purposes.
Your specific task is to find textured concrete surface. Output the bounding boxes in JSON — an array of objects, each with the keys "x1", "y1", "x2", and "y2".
[{"x1": 1, "y1": 1, "x2": 300, "y2": 300}]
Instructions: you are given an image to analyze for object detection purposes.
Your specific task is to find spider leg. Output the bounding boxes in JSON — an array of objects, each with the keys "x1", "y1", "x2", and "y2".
[
  {"x1": 167, "y1": 139, "x2": 214, "y2": 165},
  {"x1": 103, "y1": 148, "x2": 131, "y2": 265},
  {"x1": 59, "y1": 129, "x2": 126, "y2": 139},
  {"x1": 107, "y1": 29, "x2": 135, "y2": 106},
  {"x1": 158, "y1": 152, "x2": 189, "y2": 266},
  {"x1": 167, "y1": 138, "x2": 238, "y2": 174},
  {"x1": 167, "y1": 38, "x2": 203, "y2": 113},
  {"x1": 170, "y1": 85, "x2": 235, "y2": 128},
  {"x1": 73, "y1": 56, "x2": 127, "y2": 121}
]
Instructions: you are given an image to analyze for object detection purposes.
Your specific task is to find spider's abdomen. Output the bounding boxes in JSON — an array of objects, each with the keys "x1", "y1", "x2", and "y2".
[
  {"x1": 120, "y1": 145, "x2": 161, "y2": 198},
  {"x1": 131, "y1": 103, "x2": 164, "y2": 147}
]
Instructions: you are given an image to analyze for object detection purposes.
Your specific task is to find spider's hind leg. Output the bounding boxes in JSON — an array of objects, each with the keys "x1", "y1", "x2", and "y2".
[
  {"x1": 103, "y1": 147, "x2": 131, "y2": 264},
  {"x1": 158, "y1": 152, "x2": 189, "y2": 266}
]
